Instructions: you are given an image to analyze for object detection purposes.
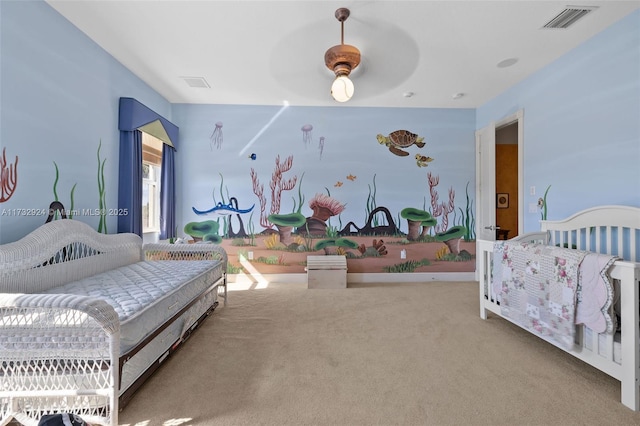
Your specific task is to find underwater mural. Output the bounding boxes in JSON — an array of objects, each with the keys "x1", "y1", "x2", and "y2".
[
  {"x1": 96, "y1": 140, "x2": 108, "y2": 233},
  {"x1": 192, "y1": 198, "x2": 255, "y2": 239},
  {"x1": 0, "y1": 148, "x2": 18, "y2": 203},
  {"x1": 176, "y1": 104, "x2": 477, "y2": 277},
  {"x1": 210, "y1": 121, "x2": 223, "y2": 150},
  {"x1": 376, "y1": 130, "x2": 436, "y2": 169},
  {"x1": 415, "y1": 154, "x2": 434, "y2": 168},
  {"x1": 538, "y1": 185, "x2": 552, "y2": 220},
  {"x1": 301, "y1": 124, "x2": 313, "y2": 146},
  {"x1": 46, "y1": 141, "x2": 110, "y2": 229},
  {"x1": 51, "y1": 161, "x2": 77, "y2": 220},
  {"x1": 377, "y1": 130, "x2": 425, "y2": 156},
  {"x1": 190, "y1": 173, "x2": 257, "y2": 240},
  {"x1": 250, "y1": 155, "x2": 298, "y2": 230},
  {"x1": 184, "y1": 168, "x2": 476, "y2": 275},
  {"x1": 192, "y1": 201, "x2": 254, "y2": 217}
]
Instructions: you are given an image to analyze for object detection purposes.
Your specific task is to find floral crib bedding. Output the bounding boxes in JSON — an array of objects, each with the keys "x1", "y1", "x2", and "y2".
[{"x1": 492, "y1": 241, "x2": 617, "y2": 349}]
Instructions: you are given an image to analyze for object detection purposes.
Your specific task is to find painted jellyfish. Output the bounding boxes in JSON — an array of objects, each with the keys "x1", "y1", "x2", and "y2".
[
  {"x1": 210, "y1": 121, "x2": 223, "y2": 150},
  {"x1": 318, "y1": 136, "x2": 325, "y2": 159},
  {"x1": 301, "y1": 124, "x2": 313, "y2": 146}
]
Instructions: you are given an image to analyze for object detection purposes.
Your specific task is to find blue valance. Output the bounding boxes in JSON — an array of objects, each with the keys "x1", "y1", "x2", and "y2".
[{"x1": 118, "y1": 97, "x2": 179, "y2": 150}]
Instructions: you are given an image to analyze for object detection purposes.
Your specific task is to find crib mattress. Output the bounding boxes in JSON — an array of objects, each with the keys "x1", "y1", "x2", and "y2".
[{"x1": 45, "y1": 260, "x2": 223, "y2": 352}]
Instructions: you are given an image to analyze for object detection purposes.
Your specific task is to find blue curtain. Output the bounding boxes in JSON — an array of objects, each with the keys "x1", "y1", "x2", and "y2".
[
  {"x1": 117, "y1": 130, "x2": 143, "y2": 235},
  {"x1": 118, "y1": 98, "x2": 179, "y2": 238},
  {"x1": 159, "y1": 143, "x2": 176, "y2": 239}
]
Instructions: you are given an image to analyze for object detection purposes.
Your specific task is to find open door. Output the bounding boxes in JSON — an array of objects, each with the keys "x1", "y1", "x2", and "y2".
[
  {"x1": 476, "y1": 122, "x2": 497, "y2": 242},
  {"x1": 475, "y1": 111, "x2": 524, "y2": 281}
]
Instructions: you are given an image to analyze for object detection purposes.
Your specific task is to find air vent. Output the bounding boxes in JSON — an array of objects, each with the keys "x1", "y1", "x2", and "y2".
[
  {"x1": 181, "y1": 76, "x2": 210, "y2": 88},
  {"x1": 542, "y1": 6, "x2": 597, "y2": 29}
]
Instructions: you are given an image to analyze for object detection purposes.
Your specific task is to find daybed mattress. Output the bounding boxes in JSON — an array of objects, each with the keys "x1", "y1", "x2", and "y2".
[
  {"x1": 119, "y1": 289, "x2": 218, "y2": 393},
  {"x1": 44, "y1": 260, "x2": 223, "y2": 352}
]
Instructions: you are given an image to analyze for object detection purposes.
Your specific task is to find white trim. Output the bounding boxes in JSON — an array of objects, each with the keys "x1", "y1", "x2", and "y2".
[{"x1": 228, "y1": 272, "x2": 476, "y2": 284}]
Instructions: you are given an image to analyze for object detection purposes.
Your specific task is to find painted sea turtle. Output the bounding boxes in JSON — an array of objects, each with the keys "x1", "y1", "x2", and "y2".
[
  {"x1": 415, "y1": 154, "x2": 434, "y2": 168},
  {"x1": 376, "y1": 130, "x2": 426, "y2": 156}
]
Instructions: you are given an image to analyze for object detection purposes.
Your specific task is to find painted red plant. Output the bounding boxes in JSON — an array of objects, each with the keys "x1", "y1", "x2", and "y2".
[
  {"x1": 251, "y1": 155, "x2": 297, "y2": 229},
  {"x1": 427, "y1": 171, "x2": 455, "y2": 233},
  {"x1": 0, "y1": 148, "x2": 18, "y2": 202}
]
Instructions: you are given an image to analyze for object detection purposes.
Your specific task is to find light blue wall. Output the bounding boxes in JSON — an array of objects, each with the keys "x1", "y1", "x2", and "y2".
[
  {"x1": 477, "y1": 10, "x2": 640, "y2": 231},
  {"x1": 0, "y1": 1, "x2": 171, "y2": 243},
  {"x1": 1, "y1": 1, "x2": 638, "y2": 244}
]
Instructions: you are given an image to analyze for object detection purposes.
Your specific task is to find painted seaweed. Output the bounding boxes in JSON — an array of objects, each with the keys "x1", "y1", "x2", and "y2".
[
  {"x1": 455, "y1": 181, "x2": 475, "y2": 241},
  {"x1": 539, "y1": 185, "x2": 551, "y2": 220},
  {"x1": 52, "y1": 161, "x2": 76, "y2": 220},
  {"x1": 365, "y1": 174, "x2": 378, "y2": 227},
  {"x1": 97, "y1": 140, "x2": 107, "y2": 233}
]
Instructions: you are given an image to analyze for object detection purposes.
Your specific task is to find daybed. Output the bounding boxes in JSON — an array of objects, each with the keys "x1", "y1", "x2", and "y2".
[
  {"x1": 0, "y1": 219, "x2": 228, "y2": 426},
  {"x1": 477, "y1": 205, "x2": 640, "y2": 411}
]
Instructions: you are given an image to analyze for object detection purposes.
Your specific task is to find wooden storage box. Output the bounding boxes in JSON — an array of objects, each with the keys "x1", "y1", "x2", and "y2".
[{"x1": 306, "y1": 255, "x2": 347, "y2": 289}]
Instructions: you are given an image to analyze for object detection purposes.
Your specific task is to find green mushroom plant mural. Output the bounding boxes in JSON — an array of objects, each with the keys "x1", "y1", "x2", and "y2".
[
  {"x1": 314, "y1": 237, "x2": 359, "y2": 256},
  {"x1": 267, "y1": 212, "x2": 306, "y2": 246},
  {"x1": 400, "y1": 207, "x2": 436, "y2": 241},
  {"x1": 435, "y1": 225, "x2": 467, "y2": 256},
  {"x1": 184, "y1": 220, "x2": 221, "y2": 243}
]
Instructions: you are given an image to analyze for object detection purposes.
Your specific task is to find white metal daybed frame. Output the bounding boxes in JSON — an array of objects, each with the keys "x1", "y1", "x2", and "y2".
[{"x1": 477, "y1": 205, "x2": 640, "y2": 411}]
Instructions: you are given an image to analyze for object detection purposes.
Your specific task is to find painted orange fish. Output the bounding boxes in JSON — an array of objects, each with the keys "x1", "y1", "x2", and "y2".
[
  {"x1": 334, "y1": 181, "x2": 343, "y2": 187},
  {"x1": 346, "y1": 174, "x2": 356, "y2": 181}
]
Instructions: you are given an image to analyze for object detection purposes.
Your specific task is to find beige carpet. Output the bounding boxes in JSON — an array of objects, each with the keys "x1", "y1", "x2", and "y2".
[{"x1": 118, "y1": 281, "x2": 640, "y2": 426}]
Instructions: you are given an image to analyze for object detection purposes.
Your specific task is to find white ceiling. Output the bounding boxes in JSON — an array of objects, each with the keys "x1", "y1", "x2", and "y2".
[{"x1": 45, "y1": 0, "x2": 639, "y2": 109}]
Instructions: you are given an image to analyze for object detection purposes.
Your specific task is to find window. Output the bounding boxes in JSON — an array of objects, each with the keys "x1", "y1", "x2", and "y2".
[{"x1": 142, "y1": 133, "x2": 163, "y2": 233}]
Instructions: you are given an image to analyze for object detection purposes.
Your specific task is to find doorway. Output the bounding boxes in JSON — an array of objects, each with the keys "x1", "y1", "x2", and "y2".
[
  {"x1": 475, "y1": 110, "x2": 524, "y2": 243},
  {"x1": 495, "y1": 122, "x2": 519, "y2": 240}
]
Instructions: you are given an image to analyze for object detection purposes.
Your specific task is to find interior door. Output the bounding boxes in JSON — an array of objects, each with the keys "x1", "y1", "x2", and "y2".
[{"x1": 475, "y1": 122, "x2": 497, "y2": 242}]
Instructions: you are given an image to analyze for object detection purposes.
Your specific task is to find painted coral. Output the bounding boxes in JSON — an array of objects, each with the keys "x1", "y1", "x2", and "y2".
[
  {"x1": 309, "y1": 193, "x2": 345, "y2": 221},
  {"x1": 251, "y1": 155, "x2": 297, "y2": 229},
  {"x1": 0, "y1": 148, "x2": 18, "y2": 203}
]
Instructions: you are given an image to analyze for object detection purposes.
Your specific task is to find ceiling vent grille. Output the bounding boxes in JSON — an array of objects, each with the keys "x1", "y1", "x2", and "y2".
[
  {"x1": 542, "y1": 6, "x2": 597, "y2": 29},
  {"x1": 181, "y1": 76, "x2": 210, "y2": 88}
]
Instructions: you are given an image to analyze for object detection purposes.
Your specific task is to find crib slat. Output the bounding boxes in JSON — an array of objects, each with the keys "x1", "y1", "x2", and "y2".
[
  {"x1": 617, "y1": 227, "x2": 624, "y2": 260},
  {"x1": 591, "y1": 327, "x2": 599, "y2": 356}
]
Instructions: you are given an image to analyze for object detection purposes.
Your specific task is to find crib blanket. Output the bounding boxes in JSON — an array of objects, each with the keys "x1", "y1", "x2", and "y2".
[
  {"x1": 493, "y1": 241, "x2": 616, "y2": 349},
  {"x1": 575, "y1": 252, "x2": 617, "y2": 334}
]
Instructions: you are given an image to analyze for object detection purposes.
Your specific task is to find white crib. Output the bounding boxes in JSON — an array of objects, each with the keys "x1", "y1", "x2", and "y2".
[{"x1": 477, "y1": 205, "x2": 640, "y2": 411}]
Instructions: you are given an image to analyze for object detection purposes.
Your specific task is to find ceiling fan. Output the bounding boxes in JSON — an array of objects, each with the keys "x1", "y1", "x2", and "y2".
[{"x1": 324, "y1": 8, "x2": 361, "y2": 102}]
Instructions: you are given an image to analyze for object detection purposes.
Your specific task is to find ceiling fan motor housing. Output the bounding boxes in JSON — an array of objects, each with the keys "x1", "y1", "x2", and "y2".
[{"x1": 324, "y1": 44, "x2": 361, "y2": 76}]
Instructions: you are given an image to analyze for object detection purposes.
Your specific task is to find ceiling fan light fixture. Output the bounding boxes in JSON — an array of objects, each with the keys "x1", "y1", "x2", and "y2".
[
  {"x1": 331, "y1": 75, "x2": 354, "y2": 103},
  {"x1": 324, "y1": 8, "x2": 360, "y2": 102}
]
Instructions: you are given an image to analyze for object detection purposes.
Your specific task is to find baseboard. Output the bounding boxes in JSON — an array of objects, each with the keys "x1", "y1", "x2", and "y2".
[
  {"x1": 347, "y1": 272, "x2": 476, "y2": 283},
  {"x1": 228, "y1": 272, "x2": 476, "y2": 284}
]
